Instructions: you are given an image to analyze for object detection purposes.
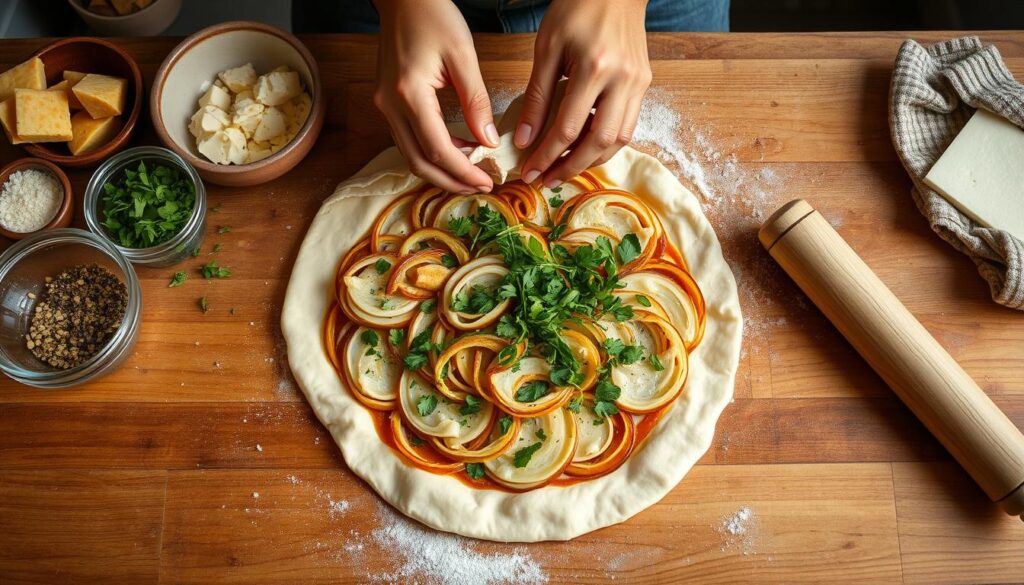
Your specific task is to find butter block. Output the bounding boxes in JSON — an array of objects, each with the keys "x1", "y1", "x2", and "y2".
[
  {"x1": 72, "y1": 74, "x2": 127, "y2": 119},
  {"x1": 69, "y1": 110, "x2": 120, "y2": 155},
  {"x1": 197, "y1": 84, "x2": 231, "y2": 111},
  {"x1": 253, "y1": 106, "x2": 286, "y2": 142},
  {"x1": 923, "y1": 109, "x2": 1024, "y2": 242},
  {"x1": 0, "y1": 98, "x2": 26, "y2": 144},
  {"x1": 254, "y1": 70, "x2": 301, "y2": 106},
  {"x1": 217, "y1": 63, "x2": 257, "y2": 94},
  {"x1": 48, "y1": 79, "x2": 83, "y2": 110},
  {"x1": 14, "y1": 88, "x2": 72, "y2": 142},
  {"x1": 0, "y1": 58, "x2": 47, "y2": 102}
]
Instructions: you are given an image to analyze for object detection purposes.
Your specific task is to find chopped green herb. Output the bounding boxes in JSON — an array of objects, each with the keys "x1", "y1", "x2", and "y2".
[
  {"x1": 212, "y1": 243, "x2": 222, "y2": 253},
  {"x1": 360, "y1": 329, "x2": 379, "y2": 347},
  {"x1": 217, "y1": 225, "x2": 232, "y2": 234},
  {"x1": 498, "y1": 415, "x2": 513, "y2": 435},
  {"x1": 191, "y1": 247, "x2": 201, "y2": 257},
  {"x1": 603, "y1": 338, "x2": 625, "y2": 357},
  {"x1": 594, "y1": 401, "x2": 619, "y2": 418},
  {"x1": 420, "y1": 299, "x2": 436, "y2": 313},
  {"x1": 619, "y1": 345, "x2": 644, "y2": 365},
  {"x1": 379, "y1": 298, "x2": 395, "y2": 310},
  {"x1": 535, "y1": 428, "x2": 547, "y2": 441},
  {"x1": 465, "y1": 462, "x2": 485, "y2": 479},
  {"x1": 548, "y1": 195, "x2": 564, "y2": 208},
  {"x1": 374, "y1": 258, "x2": 392, "y2": 274},
  {"x1": 416, "y1": 394, "x2": 438, "y2": 416},
  {"x1": 99, "y1": 161, "x2": 196, "y2": 249},
  {"x1": 441, "y1": 254, "x2": 458, "y2": 268},
  {"x1": 388, "y1": 329, "x2": 405, "y2": 346},
  {"x1": 409, "y1": 434, "x2": 426, "y2": 447},
  {"x1": 567, "y1": 394, "x2": 584, "y2": 413},
  {"x1": 168, "y1": 272, "x2": 187, "y2": 287},
  {"x1": 513, "y1": 442, "x2": 543, "y2": 468},
  {"x1": 459, "y1": 394, "x2": 482, "y2": 416},
  {"x1": 649, "y1": 354, "x2": 665, "y2": 371},
  {"x1": 199, "y1": 296, "x2": 208, "y2": 313},
  {"x1": 201, "y1": 260, "x2": 231, "y2": 279},
  {"x1": 617, "y1": 233, "x2": 641, "y2": 264},
  {"x1": 497, "y1": 344, "x2": 518, "y2": 366},
  {"x1": 515, "y1": 380, "x2": 549, "y2": 402},
  {"x1": 635, "y1": 294, "x2": 652, "y2": 307},
  {"x1": 448, "y1": 216, "x2": 472, "y2": 237}
]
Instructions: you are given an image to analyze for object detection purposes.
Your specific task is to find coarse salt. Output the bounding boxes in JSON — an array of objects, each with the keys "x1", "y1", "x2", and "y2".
[{"x1": 0, "y1": 168, "x2": 62, "y2": 233}]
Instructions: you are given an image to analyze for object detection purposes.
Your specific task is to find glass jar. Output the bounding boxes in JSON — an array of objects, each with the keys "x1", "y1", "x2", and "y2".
[
  {"x1": 84, "y1": 145, "x2": 206, "y2": 267},
  {"x1": 0, "y1": 228, "x2": 142, "y2": 388}
]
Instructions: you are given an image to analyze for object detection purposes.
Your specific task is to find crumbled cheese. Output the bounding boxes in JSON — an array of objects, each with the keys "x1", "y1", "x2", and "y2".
[{"x1": 0, "y1": 168, "x2": 61, "y2": 232}]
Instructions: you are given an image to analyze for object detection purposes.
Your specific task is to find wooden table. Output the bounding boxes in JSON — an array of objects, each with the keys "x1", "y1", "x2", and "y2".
[{"x1": 1, "y1": 32, "x2": 1023, "y2": 584}]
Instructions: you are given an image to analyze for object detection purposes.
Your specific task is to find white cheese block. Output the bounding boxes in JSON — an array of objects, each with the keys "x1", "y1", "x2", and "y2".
[
  {"x1": 188, "y1": 105, "x2": 229, "y2": 139},
  {"x1": 254, "y1": 70, "x2": 302, "y2": 106},
  {"x1": 197, "y1": 127, "x2": 249, "y2": 165},
  {"x1": 253, "y1": 106, "x2": 286, "y2": 142},
  {"x1": 217, "y1": 63, "x2": 257, "y2": 94},
  {"x1": 923, "y1": 108, "x2": 1024, "y2": 241},
  {"x1": 197, "y1": 84, "x2": 231, "y2": 111}
]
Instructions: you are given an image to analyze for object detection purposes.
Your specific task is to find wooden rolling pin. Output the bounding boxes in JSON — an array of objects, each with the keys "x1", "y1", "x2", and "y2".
[{"x1": 760, "y1": 199, "x2": 1024, "y2": 519}]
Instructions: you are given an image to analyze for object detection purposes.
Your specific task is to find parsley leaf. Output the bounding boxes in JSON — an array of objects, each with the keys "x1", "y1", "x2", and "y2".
[
  {"x1": 459, "y1": 395, "x2": 482, "y2": 416},
  {"x1": 441, "y1": 254, "x2": 458, "y2": 268},
  {"x1": 374, "y1": 258, "x2": 392, "y2": 274},
  {"x1": 617, "y1": 233, "x2": 641, "y2": 264},
  {"x1": 448, "y1": 216, "x2": 472, "y2": 237},
  {"x1": 404, "y1": 352, "x2": 428, "y2": 370},
  {"x1": 515, "y1": 380, "x2": 549, "y2": 402},
  {"x1": 99, "y1": 161, "x2": 196, "y2": 249},
  {"x1": 595, "y1": 378, "x2": 621, "y2": 403},
  {"x1": 200, "y1": 260, "x2": 231, "y2": 279},
  {"x1": 360, "y1": 329, "x2": 379, "y2": 347},
  {"x1": 548, "y1": 195, "x2": 564, "y2": 208},
  {"x1": 420, "y1": 299, "x2": 436, "y2": 313},
  {"x1": 649, "y1": 354, "x2": 665, "y2": 371},
  {"x1": 594, "y1": 401, "x2": 619, "y2": 418},
  {"x1": 535, "y1": 428, "x2": 547, "y2": 441},
  {"x1": 416, "y1": 394, "x2": 438, "y2": 416},
  {"x1": 635, "y1": 294, "x2": 652, "y2": 307},
  {"x1": 217, "y1": 225, "x2": 232, "y2": 234},
  {"x1": 603, "y1": 338, "x2": 625, "y2": 357},
  {"x1": 199, "y1": 296, "x2": 208, "y2": 313},
  {"x1": 498, "y1": 415, "x2": 513, "y2": 435},
  {"x1": 513, "y1": 441, "x2": 543, "y2": 468},
  {"x1": 388, "y1": 329, "x2": 405, "y2": 346},
  {"x1": 168, "y1": 271, "x2": 187, "y2": 287},
  {"x1": 619, "y1": 345, "x2": 644, "y2": 365},
  {"x1": 465, "y1": 462, "x2": 485, "y2": 480},
  {"x1": 567, "y1": 394, "x2": 583, "y2": 413}
]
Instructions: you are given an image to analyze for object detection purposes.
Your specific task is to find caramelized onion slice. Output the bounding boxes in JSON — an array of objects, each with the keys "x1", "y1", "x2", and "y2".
[
  {"x1": 566, "y1": 398, "x2": 635, "y2": 478},
  {"x1": 620, "y1": 261, "x2": 706, "y2": 351},
  {"x1": 440, "y1": 255, "x2": 512, "y2": 331},
  {"x1": 484, "y1": 409, "x2": 578, "y2": 490},
  {"x1": 389, "y1": 412, "x2": 463, "y2": 474},
  {"x1": 610, "y1": 311, "x2": 689, "y2": 414},
  {"x1": 398, "y1": 371, "x2": 492, "y2": 440},
  {"x1": 430, "y1": 411, "x2": 522, "y2": 463},
  {"x1": 340, "y1": 253, "x2": 419, "y2": 328},
  {"x1": 371, "y1": 193, "x2": 417, "y2": 252},
  {"x1": 486, "y1": 356, "x2": 574, "y2": 417}
]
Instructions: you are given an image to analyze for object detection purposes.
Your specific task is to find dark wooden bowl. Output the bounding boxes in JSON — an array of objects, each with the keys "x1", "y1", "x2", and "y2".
[
  {"x1": 22, "y1": 37, "x2": 143, "y2": 168},
  {"x1": 0, "y1": 158, "x2": 74, "y2": 240}
]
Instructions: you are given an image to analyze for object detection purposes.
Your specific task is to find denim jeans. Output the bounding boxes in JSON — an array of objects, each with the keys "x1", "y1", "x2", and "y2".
[{"x1": 326, "y1": 0, "x2": 731, "y2": 33}]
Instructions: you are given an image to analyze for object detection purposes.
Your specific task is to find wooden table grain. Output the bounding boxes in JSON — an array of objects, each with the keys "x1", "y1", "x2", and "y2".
[{"x1": 1, "y1": 32, "x2": 1023, "y2": 584}]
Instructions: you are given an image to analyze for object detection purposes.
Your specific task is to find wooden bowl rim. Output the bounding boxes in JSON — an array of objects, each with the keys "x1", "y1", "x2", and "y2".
[
  {"x1": 22, "y1": 36, "x2": 143, "y2": 167},
  {"x1": 149, "y1": 20, "x2": 326, "y2": 178},
  {"x1": 0, "y1": 157, "x2": 74, "y2": 240}
]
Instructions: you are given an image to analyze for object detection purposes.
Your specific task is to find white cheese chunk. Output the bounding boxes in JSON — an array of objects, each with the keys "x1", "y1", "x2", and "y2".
[
  {"x1": 253, "y1": 106, "x2": 286, "y2": 142},
  {"x1": 197, "y1": 84, "x2": 231, "y2": 111},
  {"x1": 254, "y1": 70, "x2": 302, "y2": 106},
  {"x1": 188, "y1": 105, "x2": 229, "y2": 139},
  {"x1": 217, "y1": 63, "x2": 257, "y2": 94}
]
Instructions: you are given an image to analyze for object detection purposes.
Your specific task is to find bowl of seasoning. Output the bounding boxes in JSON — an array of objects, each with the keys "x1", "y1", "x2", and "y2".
[
  {"x1": 0, "y1": 158, "x2": 73, "y2": 240},
  {"x1": 84, "y1": 145, "x2": 206, "y2": 267},
  {"x1": 0, "y1": 228, "x2": 141, "y2": 388}
]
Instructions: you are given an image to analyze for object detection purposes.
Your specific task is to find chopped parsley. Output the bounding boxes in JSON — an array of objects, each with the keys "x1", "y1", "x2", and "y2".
[
  {"x1": 498, "y1": 415, "x2": 513, "y2": 435},
  {"x1": 360, "y1": 329, "x2": 379, "y2": 347},
  {"x1": 416, "y1": 394, "x2": 438, "y2": 416},
  {"x1": 567, "y1": 394, "x2": 583, "y2": 413},
  {"x1": 388, "y1": 329, "x2": 405, "y2": 346},
  {"x1": 447, "y1": 216, "x2": 472, "y2": 237},
  {"x1": 535, "y1": 428, "x2": 547, "y2": 441},
  {"x1": 374, "y1": 258, "x2": 392, "y2": 274},
  {"x1": 403, "y1": 330, "x2": 440, "y2": 371},
  {"x1": 635, "y1": 294, "x2": 652, "y2": 307},
  {"x1": 217, "y1": 225, "x2": 232, "y2": 234},
  {"x1": 465, "y1": 462, "x2": 485, "y2": 479},
  {"x1": 168, "y1": 271, "x2": 187, "y2": 287},
  {"x1": 513, "y1": 441, "x2": 543, "y2": 468},
  {"x1": 199, "y1": 296, "x2": 209, "y2": 313},
  {"x1": 649, "y1": 354, "x2": 665, "y2": 371},
  {"x1": 441, "y1": 254, "x2": 459, "y2": 268},
  {"x1": 201, "y1": 260, "x2": 231, "y2": 279},
  {"x1": 548, "y1": 195, "x2": 564, "y2": 208},
  {"x1": 420, "y1": 299, "x2": 436, "y2": 313},
  {"x1": 617, "y1": 233, "x2": 641, "y2": 264},
  {"x1": 515, "y1": 380, "x2": 549, "y2": 402},
  {"x1": 459, "y1": 395, "x2": 482, "y2": 416}
]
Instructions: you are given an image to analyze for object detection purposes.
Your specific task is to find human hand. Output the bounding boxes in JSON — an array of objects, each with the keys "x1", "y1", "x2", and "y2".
[
  {"x1": 373, "y1": 0, "x2": 499, "y2": 193},
  {"x1": 516, "y1": 0, "x2": 651, "y2": 188}
]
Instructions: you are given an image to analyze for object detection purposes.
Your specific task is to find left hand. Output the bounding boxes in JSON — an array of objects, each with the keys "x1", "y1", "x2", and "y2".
[{"x1": 516, "y1": 0, "x2": 651, "y2": 188}]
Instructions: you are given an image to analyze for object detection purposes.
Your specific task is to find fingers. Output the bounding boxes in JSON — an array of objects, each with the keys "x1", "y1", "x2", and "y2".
[
  {"x1": 591, "y1": 93, "x2": 643, "y2": 168},
  {"x1": 541, "y1": 88, "x2": 630, "y2": 186},
  {"x1": 386, "y1": 112, "x2": 482, "y2": 194},
  {"x1": 446, "y1": 51, "x2": 499, "y2": 148},
  {"x1": 521, "y1": 76, "x2": 602, "y2": 186},
  {"x1": 514, "y1": 50, "x2": 560, "y2": 149},
  {"x1": 400, "y1": 87, "x2": 494, "y2": 192}
]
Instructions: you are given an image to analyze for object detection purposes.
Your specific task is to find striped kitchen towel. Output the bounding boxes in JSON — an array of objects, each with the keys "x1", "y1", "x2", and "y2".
[{"x1": 890, "y1": 36, "x2": 1024, "y2": 310}]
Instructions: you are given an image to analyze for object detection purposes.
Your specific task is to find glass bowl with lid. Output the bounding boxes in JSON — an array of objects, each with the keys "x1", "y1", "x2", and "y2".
[
  {"x1": 84, "y1": 145, "x2": 206, "y2": 267},
  {"x1": 0, "y1": 228, "x2": 142, "y2": 388}
]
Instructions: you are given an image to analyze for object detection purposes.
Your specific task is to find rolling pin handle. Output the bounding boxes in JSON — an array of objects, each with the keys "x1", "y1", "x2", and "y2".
[{"x1": 760, "y1": 199, "x2": 1024, "y2": 520}]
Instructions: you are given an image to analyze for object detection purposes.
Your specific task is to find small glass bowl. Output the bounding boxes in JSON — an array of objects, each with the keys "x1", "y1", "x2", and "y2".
[
  {"x1": 0, "y1": 228, "x2": 142, "y2": 388},
  {"x1": 84, "y1": 145, "x2": 206, "y2": 267}
]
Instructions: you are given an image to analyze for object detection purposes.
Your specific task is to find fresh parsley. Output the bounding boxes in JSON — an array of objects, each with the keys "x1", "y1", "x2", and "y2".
[
  {"x1": 361, "y1": 329, "x2": 379, "y2": 347},
  {"x1": 168, "y1": 271, "x2": 187, "y2": 287},
  {"x1": 617, "y1": 233, "x2": 641, "y2": 264},
  {"x1": 459, "y1": 394, "x2": 482, "y2": 416},
  {"x1": 465, "y1": 462, "x2": 485, "y2": 480},
  {"x1": 217, "y1": 225, "x2": 232, "y2": 234},
  {"x1": 619, "y1": 345, "x2": 644, "y2": 365},
  {"x1": 515, "y1": 380, "x2": 549, "y2": 402},
  {"x1": 388, "y1": 329, "x2": 405, "y2": 346},
  {"x1": 448, "y1": 216, "x2": 472, "y2": 237},
  {"x1": 513, "y1": 442, "x2": 543, "y2": 468},
  {"x1": 635, "y1": 294, "x2": 652, "y2": 307},
  {"x1": 374, "y1": 258, "x2": 392, "y2": 274},
  {"x1": 199, "y1": 296, "x2": 209, "y2": 313},
  {"x1": 420, "y1": 299, "x2": 436, "y2": 313},
  {"x1": 201, "y1": 260, "x2": 231, "y2": 279},
  {"x1": 567, "y1": 394, "x2": 583, "y2": 413},
  {"x1": 99, "y1": 161, "x2": 196, "y2": 249},
  {"x1": 416, "y1": 394, "x2": 438, "y2": 416},
  {"x1": 498, "y1": 415, "x2": 513, "y2": 435},
  {"x1": 548, "y1": 195, "x2": 564, "y2": 208},
  {"x1": 535, "y1": 428, "x2": 547, "y2": 441},
  {"x1": 441, "y1": 254, "x2": 458, "y2": 268},
  {"x1": 649, "y1": 354, "x2": 665, "y2": 371}
]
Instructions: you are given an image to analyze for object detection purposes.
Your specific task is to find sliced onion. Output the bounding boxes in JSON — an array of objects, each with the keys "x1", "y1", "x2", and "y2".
[
  {"x1": 387, "y1": 249, "x2": 452, "y2": 300},
  {"x1": 620, "y1": 261, "x2": 706, "y2": 351},
  {"x1": 410, "y1": 186, "x2": 447, "y2": 229},
  {"x1": 484, "y1": 409, "x2": 578, "y2": 490},
  {"x1": 431, "y1": 194, "x2": 518, "y2": 230},
  {"x1": 389, "y1": 412, "x2": 463, "y2": 474},
  {"x1": 398, "y1": 228, "x2": 470, "y2": 263},
  {"x1": 557, "y1": 190, "x2": 664, "y2": 273},
  {"x1": 429, "y1": 410, "x2": 522, "y2": 463},
  {"x1": 610, "y1": 310, "x2": 688, "y2": 414},
  {"x1": 338, "y1": 327, "x2": 398, "y2": 411},
  {"x1": 497, "y1": 182, "x2": 549, "y2": 226},
  {"x1": 566, "y1": 398, "x2": 635, "y2": 478},
  {"x1": 340, "y1": 253, "x2": 419, "y2": 328},
  {"x1": 371, "y1": 193, "x2": 417, "y2": 251},
  {"x1": 486, "y1": 356, "x2": 574, "y2": 416},
  {"x1": 432, "y1": 334, "x2": 515, "y2": 401},
  {"x1": 440, "y1": 256, "x2": 511, "y2": 331},
  {"x1": 398, "y1": 371, "x2": 492, "y2": 440}
]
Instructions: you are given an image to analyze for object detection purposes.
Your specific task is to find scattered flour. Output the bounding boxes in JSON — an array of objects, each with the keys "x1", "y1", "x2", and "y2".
[{"x1": 718, "y1": 506, "x2": 759, "y2": 555}]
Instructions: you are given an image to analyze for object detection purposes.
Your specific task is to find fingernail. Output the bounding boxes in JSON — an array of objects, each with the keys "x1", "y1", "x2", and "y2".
[
  {"x1": 458, "y1": 146, "x2": 475, "y2": 155},
  {"x1": 522, "y1": 169, "x2": 540, "y2": 184},
  {"x1": 543, "y1": 177, "x2": 562, "y2": 189},
  {"x1": 514, "y1": 123, "x2": 533, "y2": 148},
  {"x1": 458, "y1": 188, "x2": 474, "y2": 194},
  {"x1": 485, "y1": 123, "x2": 499, "y2": 147},
  {"x1": 475, "y1": 184, "x2": 492, "y2": 193}
]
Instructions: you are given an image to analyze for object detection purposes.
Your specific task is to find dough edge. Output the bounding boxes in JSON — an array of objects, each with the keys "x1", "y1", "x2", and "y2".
[{"x1": 281, "y1": 141, "x2": 743, "y2": 543}]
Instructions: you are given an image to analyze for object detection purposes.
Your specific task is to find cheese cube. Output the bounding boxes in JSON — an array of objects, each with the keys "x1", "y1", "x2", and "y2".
[
  {"x1": 253, "y1": 70, "x2": 302, "y2": 106},
  {"x1": 0, "y1": 98, "x2": 26, "y2": 144},
  {"x1": 253, "y1": 106, "x2": 286, "y2": 142},
  {"x1": 14, "y1": 88, "x2": 72, "y2": 142},
  {"x1": 48, "y1": 79, "x2": 83, "y2": 110},
  {"x1": 63, "y1": 71, "x2": 88, "y2": 85},
  {"x1": 72, "y1": 74, "x2": 127, "y2": 118},
  {"x1": 246, "y1": 141, "x2": 274, "y2": 163},
  {"x1": 197, "y1": 84, "x2": 231, "y2": 111},
  {"x1": 69, "y1": 111, "x2": 120, "y2": 155},
  {"x1": 0, "y1": 58, "x2": 47, "y2": 102},
  {"x1": 188, "y1": 105, "x2": 229, "y2": 139},
  {"x1": 197, "y1": 127, "x2": 248, "y2": 165},
  {"x1": 217, "y1": 63, "x2": 257, "y2": 94}
]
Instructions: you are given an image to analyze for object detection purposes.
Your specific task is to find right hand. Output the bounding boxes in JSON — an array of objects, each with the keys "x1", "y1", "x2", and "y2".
[{"x1": 373, "y1": 0, "x2": 499, "y2": 193}]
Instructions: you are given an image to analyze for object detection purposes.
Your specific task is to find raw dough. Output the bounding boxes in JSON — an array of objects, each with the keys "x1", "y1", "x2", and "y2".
[{"x1": 282, "y1": 109, "x2": 742, "y2": 542}]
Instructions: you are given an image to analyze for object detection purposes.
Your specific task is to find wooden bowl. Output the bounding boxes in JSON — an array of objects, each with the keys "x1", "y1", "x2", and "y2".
[
  {"x1": 0, "y1": 158, "x2": 74, "y2": 240},
  {"x1": 150, "y1": 21, "x2": 325, "y2": 187},
  {"x1": 67, "y1": 0, "x2": 182, "y2": 37},
  {"x1": 24, "y1": 37, "x2": 143, "y2": 168}
]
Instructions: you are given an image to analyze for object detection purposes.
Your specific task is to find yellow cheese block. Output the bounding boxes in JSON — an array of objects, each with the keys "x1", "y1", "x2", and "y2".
[
  {"x1": 0, "y1": 98, "x2": 27, "y2": 144},
  {"x1": 69, "y1": 110, "x2": 120, "y2": 155},
  {"x1": 14, "y1": 88, "x2": 73, "y2": 142},
  {"x1": 63, "y1": 71, "x2": 88, "y2": 85},
  {"x1": 72, "y1": 74, "x2": 127, "y2": 119},
  {"x1": 0, "y1": 58, "x2": 47, "y2": 102},
  {"x1": 48, "y1": 79, "x2": 83, "y2": 110}
]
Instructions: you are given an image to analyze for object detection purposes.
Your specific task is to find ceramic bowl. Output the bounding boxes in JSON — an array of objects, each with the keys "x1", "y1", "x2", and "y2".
[
  {"x1": 0, "y1": 158, "x2": 74, "y2": 240},
  {"x1": 67, "y1": 0, "x2": 182, "y2": 36},
  {"x1": 150, "y1": 21, "x2": 325, "y2": 187},
  {"x1": 24, "y1": 37, "x2": 143, "y2": 168}
]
